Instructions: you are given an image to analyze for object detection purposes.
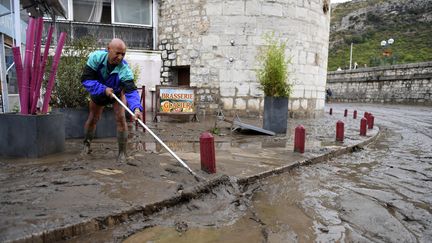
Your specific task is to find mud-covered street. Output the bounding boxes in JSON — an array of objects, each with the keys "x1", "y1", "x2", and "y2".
[
  {"x1": 121, "y1": 104, "x2": 432, "y2": 243},
  {"x1": 1, "y1": 103, "x2": 430, "y2": 242}
]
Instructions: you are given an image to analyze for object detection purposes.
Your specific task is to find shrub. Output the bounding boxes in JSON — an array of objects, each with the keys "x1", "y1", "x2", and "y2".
[
  {"x1": 49, "y1": 36, "x2": 98, "y2": 108},
  {"x1": 256, "y1": 32, "x2": 292, "y2": 98}
]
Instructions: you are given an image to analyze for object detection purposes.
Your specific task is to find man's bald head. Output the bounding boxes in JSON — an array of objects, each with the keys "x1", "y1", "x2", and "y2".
[{"x1": 107, "y1": 38, "x2": 127, "y2": 65}]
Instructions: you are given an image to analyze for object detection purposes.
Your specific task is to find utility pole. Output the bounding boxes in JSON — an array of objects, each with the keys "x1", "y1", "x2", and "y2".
[
  {"x1": 349, "y1": 42, "x2": 353, "y2": 70},
  {"x1": 13, "y1": 0, "x2": 21, "y2": 48},
  {"x1": 1, "y1": 33, "x2": 10, "y2": 112}
]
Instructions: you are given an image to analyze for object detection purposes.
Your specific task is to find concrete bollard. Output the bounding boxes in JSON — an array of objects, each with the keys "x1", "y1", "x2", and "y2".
[
  {"x1": 368, "y1": 114, "x2": 374, "y2": 129},
  {"x1": 360, "y1": 117, "x2": 367, "y2": 136},
  {"x1": 336, "y1": 120, "x2": 344, "y2": 142},
  {"x1": 200, "y1": 132, "x2": 216, "y2": 174},
  {"x1": 353, "y1": 110, "x2": 357, "y2": 119},
  {"x1": 344, "y1": 109, "x2": 348, "y2": 117},
  {"x1": 329, "y1": 108, "x2": 333, "y2": 115},
  {"x1": 294, "y1": 125, "x2": 305, "y2": 153}
]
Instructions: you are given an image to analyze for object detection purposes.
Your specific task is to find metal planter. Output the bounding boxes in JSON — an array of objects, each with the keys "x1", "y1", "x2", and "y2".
[
  {"x1": 263, "y1": 96, "x2": 289, "y2": 134},
  {"x1": 53, "y1": 108, "x2": 117, "y2": 139},
  {"x1": 0, "y1": 113, "x2": 65, "y2": 158}
]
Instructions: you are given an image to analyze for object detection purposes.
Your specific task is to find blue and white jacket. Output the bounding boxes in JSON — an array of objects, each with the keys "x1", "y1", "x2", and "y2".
[{"x1": 81, "y1": 50, "x2": 143, "y2": 111}]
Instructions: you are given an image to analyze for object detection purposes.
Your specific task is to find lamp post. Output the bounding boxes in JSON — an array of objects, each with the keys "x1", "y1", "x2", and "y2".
[
  {"x1": 349, "y1": 42, "x2": 353, "y2": 70},
  {"x1": 380, "y1": 38, "x2": 395, "y2": 65}
]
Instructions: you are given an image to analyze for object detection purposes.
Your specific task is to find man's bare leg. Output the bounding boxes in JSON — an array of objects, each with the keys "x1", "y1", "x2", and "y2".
[
  {"x1": 83, "y1": 100, "x2": 104, "y2": 154},
  {"x1": 113, "y1": 93, "x2": 128, "y2": 162}
]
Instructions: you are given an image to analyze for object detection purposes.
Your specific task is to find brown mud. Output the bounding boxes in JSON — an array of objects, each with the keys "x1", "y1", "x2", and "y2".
[{"x1": 1, "y1": 110, "x2": 380, "y2": 242}]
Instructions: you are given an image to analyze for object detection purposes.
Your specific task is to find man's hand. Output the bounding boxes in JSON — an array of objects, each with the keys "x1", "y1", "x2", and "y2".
[
  {"x1": 105, "y1": 87, "x2": 114, "y2": 98},
  {"x1": 134, "y1": 108, "x2": 143, "y2": 121}
]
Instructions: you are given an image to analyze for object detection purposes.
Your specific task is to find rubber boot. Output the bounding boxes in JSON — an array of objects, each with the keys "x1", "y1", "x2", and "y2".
[
  {"x1": 117, "y1": 131, "x2": 128, "y2": 163},
  {"x1": 82, "y1": 128, "x2": 95, "y2": 154}
]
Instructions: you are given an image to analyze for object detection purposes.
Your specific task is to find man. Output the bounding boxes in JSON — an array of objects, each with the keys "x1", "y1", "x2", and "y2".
[{"x1": 81, "y1": 38, "x2": 143, "y2": 162}]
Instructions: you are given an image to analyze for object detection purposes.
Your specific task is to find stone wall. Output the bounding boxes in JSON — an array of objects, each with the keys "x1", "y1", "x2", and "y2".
[
  {"x1": 327, "y1": 62, "x2": 432, "y2": 105},
  {"x1": 157, "y1": 0, "x2": 330, "y2": 117}
]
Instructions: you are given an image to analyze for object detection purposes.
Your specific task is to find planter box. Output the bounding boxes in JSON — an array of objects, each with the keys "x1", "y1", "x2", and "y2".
[
  {"x1": 53, "y1": 108, "x2": 116, "y2": 139},
  {"x1": 263, "y1": 96, "x2": 289, "y2": 134},
  {"x1": 0, "y1": 113, "x2": 65, "y2": 158}
]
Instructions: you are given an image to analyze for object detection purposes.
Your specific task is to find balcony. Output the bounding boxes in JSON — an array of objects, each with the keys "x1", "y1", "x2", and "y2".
[{"x1": 43, "y1": 20, "x2": 153, "y2": 50}]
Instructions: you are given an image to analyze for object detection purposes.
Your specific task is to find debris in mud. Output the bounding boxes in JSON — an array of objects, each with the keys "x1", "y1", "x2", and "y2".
[
  {"x1": 36, "y1": 167, "x2": 49, "y2": 173},
  {"x1": 63, "y1": 166, "x2": 84, "y2": 171},
  {"x1": 165, "y1": 167, "x2": 179, "y2": 174},
  {"x1": 174, "y1": 220, "x2": 188, "y2": 233},
  {"x1": 318, "y1": 227, "x2": 329, "y2": 233},
  {"x1": 186, "y1": 204, "x2": 199, "y2": 211},
  {"x1": 52, "y1": 180, "x2": 69, "y2": 185},
  {"x1": 126, "y1": 161, "x2": 138, "y2": 166},
  {"x1": 249, "y1": 215, "x2": 266, "y2": 226},
  {"x1": 35, "y1": 183, "x2": 48, "y2": 187},
  {"x1": 352, "y1": 145, "x2": 363, "y2": 152},
  {"x1": 93, "y1": 168, "x2": 124, "y2": 175},
  {"x1": 177, "y1": 184, "x2": 184, "y2": 191}
]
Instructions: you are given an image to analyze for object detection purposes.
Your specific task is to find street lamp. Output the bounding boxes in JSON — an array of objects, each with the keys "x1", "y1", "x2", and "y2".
[
  {"x1": 379, "y1": 38, "x2": 396, "y2": 66},
  {"x1": 349, "y1": 42, "x2": 353, "y2": 70},
  {"x1": 381, "y1": 38, "x2": 394, "y2": 57}
]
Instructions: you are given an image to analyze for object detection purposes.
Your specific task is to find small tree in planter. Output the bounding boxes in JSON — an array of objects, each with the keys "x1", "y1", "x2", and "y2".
[
  {"x1": 257, "y1": 32, "x2": 293, "y2": 134},
  {"x1": 49, "y1": 36, "x2": 97, "y2": 108}
]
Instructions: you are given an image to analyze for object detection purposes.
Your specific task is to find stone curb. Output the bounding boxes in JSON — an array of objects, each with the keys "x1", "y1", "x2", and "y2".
[
  {"x1": 11, "y1": 127, "x2": 381, "y2": 243},
  {"x1": 238, "y1": 127, "x2": 381, "y2": 186}
]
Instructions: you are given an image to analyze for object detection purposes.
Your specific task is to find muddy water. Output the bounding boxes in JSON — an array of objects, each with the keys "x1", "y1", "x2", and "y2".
[{"x1": 123, "y1": 104, "x2": 432, "y2": 243}]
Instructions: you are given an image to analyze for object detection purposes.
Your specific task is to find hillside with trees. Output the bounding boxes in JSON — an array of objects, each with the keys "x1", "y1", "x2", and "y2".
[{"x1": 328, "y1": 0, "x2": 432, "y2": 71}]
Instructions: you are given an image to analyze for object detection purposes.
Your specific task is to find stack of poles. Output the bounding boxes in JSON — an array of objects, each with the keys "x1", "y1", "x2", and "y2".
[{"x1": 11, "y1": 17, "x2": 67, "y2": 115}]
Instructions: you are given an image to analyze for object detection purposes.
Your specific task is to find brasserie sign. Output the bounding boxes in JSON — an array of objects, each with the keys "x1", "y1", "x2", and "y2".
[{"x1": 156, "y1": 85, "x2": 196, "y2": 115}]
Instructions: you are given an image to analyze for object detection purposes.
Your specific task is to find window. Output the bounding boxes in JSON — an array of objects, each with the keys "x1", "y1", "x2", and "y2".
[
  {"x1": 113, "y1": 0, "x2": 152, "y2": 26},
  {"x1": 43, "y1": 0, "x2": 71, "y2": 20},
  {"x1": 73, "y1": 0, "x2": 110, "y2": 23},
  {"x1": 43, "y1": 0, "x2": 152, "y2": 26}
]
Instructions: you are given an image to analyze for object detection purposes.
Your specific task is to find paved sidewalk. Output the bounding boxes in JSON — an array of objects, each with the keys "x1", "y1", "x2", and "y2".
[{"x1": 0, "y1": 108, "x2": 379, "y2": 242}]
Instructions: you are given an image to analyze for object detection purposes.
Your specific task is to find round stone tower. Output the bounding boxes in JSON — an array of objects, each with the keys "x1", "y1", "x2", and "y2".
[{"x1": 157, "y1": 0, "x2": 331, "y2": 118}]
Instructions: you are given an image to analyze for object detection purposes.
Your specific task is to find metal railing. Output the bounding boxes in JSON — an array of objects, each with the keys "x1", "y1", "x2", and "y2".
[{"x1": 42, "y1": 20, "x2": 153, "y2": 50}]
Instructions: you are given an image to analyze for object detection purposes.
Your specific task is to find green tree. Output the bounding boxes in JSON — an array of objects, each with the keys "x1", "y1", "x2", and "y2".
[{"x1": 256, "y1": 32, "x2": 293, "y2": 98}]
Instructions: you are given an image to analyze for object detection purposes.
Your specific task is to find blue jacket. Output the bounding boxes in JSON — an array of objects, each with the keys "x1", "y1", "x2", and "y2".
[{"x1": 81, "y1": 50, "x2": 143, "y2": 111}]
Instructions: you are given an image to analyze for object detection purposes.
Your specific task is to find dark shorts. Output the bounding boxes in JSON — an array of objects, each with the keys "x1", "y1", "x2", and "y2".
[{"x1": 90, "y1": 92, "x2": 122, "y2": 107}]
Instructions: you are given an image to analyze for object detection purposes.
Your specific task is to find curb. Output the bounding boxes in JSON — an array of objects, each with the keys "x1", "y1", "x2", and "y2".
[
  {"x1": 11, "y1": 127, "x2": 381, "y2": 243},
  {"x1": 238, "y1": 127, "x2": 381, "y2": 186}
]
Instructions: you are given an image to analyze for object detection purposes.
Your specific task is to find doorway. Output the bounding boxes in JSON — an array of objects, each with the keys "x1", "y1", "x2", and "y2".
[{"x1": 172, "y1": 66, "x2": 190, "y2": 86}]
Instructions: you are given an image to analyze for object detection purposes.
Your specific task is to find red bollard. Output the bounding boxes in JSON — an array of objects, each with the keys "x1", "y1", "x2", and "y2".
[
  {"x1": 353, "y1": 110, "x2": 357, "y2": 119},
  {"x1": 329, "y1": 108, "x2": 333, "y2": 115},
  {"x1": 360, "y1": 117, "x2": 367, "y2": 136},
  {"x1": 364, "y1": 112, "x2": 369, "y2": 118},
  {"x1": 336, "y1": 120, "x2": 344, "y2": 142},
  {"x1": 200, "y1": 132, "x2": 216, "y2": 174},
  {"x1": 294, "y1": 125, "x2": 305, "y2": 153},
  {"x1": 344, "y1": 109, "x2": 348, "y2": 117},
  {"x1": 368, "y1": 114, "x2": 374, "y2": 129}
]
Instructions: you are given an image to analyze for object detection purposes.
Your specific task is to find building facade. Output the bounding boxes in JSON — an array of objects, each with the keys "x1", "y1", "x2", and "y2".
[
  {"x1": 157, "y1": 0, "x2": 331, "y2": 117},
  {"x1": 1, "y1": 0, "x2": 330, "y2": 117}
]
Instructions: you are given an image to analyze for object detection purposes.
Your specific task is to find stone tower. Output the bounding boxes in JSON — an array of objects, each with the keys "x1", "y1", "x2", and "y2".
[{"x1": 157, "y1": 0, "x2": 331, "y2": 118}]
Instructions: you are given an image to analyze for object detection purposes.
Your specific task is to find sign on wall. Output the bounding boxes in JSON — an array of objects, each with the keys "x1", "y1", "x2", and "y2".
[{"x1": 155, "y1": 85, "x2": 197, "y2": 120}]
